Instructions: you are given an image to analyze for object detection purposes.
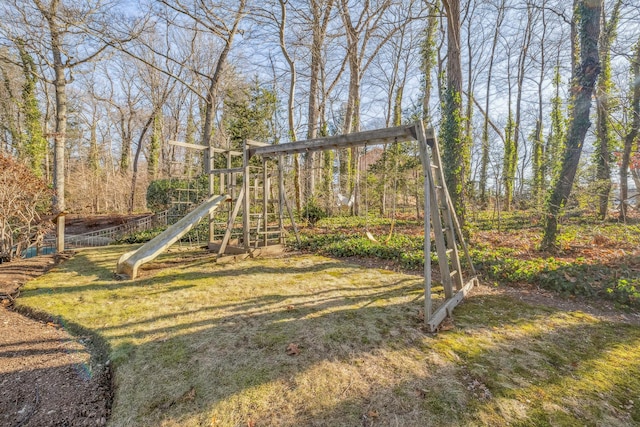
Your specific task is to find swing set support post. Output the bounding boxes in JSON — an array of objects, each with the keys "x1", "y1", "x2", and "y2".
[{"x1": 416, "y1": 121, "x2": 433, "y2": 323}]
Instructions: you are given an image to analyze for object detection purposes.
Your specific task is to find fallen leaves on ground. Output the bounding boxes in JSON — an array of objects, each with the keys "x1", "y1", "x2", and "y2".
[{"x1": 285, "y1": 343, "x2": 300, "y2": 356}]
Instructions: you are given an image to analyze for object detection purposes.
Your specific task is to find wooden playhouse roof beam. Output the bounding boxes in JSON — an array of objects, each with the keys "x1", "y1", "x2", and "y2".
[
  {"x1": 168, "y1": 140, "x2": 243, "y2": 156},
  {"x1": 248, "y1": 123, "x2": 435, "y2": 158}
]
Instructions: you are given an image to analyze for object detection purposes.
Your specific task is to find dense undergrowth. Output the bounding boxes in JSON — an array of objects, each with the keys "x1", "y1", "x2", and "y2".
[
  {"x1": 112, "y1": 210, "x2": 640, "y2": 308},
  {"x1": 296, "y1": 212, "x2": 640, "y2": 308}
]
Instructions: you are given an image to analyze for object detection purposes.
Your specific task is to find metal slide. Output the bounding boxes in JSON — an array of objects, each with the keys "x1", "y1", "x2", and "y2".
[{"x1": 116, "y1": 194, "x2": 229, "y2": 279}]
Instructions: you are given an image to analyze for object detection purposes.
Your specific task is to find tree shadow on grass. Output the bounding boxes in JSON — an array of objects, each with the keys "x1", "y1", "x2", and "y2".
[
  {"x1": 271, "y1": 296, "x2": 640, "y2": 426},
  {"x1": 24, "y1": 249, "x2": 362, "y2": 297},
  {"x1": 109, "y1": 294, "x2": 640, "y2": 425},
  {"x1": 16, "y1": 249, "x2": 640, "y2": 426}
]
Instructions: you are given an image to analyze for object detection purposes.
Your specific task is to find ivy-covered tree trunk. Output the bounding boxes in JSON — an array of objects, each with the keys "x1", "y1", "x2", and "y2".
[
  {"x1": 441, "y1": 0, "x2": 466, "y2": 226},
  {"x1": 532, "y1": 119, "x2": 544, "y2": 209},
  {"x1": 184, "y1": 108, "x2": 196, "y2": 176},
  {"x1": 503, "y1": 112, "x2": 515, "y2": 211},
  {"x1": 546, "y1": 64, "x2": 565, "y2": 182},
  {"x1": 147, "y1": 111, "x2": 162, "y2": 180},
  {"x1": 541, "y1": 0, "x2": 601, "y2": 250},
  {"x1": 17, "y1": 41, "x2": 47, "y2": 178},
  {"x1": 620, "y1": 38, "x2": 640, "y2": 221},
  {"x1": 532, "y1": 3, "x2": 547, "y2": 209},
  {"x1": 421, "y1": 1, "x2": 438, "y2": 122},
  {"x1": 594, "y1": 0, "x2": 621, "y2": 220},
  {"x1": 88, "y1": 120, "x2": 99, "y2": 173}
]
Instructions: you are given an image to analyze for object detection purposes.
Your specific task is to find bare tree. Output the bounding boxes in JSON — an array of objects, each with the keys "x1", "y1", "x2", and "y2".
[
  {"x1": 503, "y1": 2, "x2": 535, "y2": 211},
  {"x1": 338, "y1": 0, "x2": 406, "y2": 214},
  {"x1": 155, "y1": 0, "x2": 247, "y2": 150},
  {"x1": 0, "y1": 0, "x2": 119, "y2": 251},
  {"x1": 277, "y1": 0, "x2": 302, "y2": 211},
  {"x1": 479, "y1": 0, "x2": 505, "y2": 208},
  {"x1": 531, "y1": 0, "x2": 548, "y2": 209}
]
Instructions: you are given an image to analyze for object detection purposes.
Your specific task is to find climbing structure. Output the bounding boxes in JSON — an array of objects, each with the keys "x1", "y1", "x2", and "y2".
[
  {"x1": 245, "y1": 121, "x2": 478, "y2": 332},
  {"x1": 116, "y1": 120, "x2": 477, "y2": 331}
]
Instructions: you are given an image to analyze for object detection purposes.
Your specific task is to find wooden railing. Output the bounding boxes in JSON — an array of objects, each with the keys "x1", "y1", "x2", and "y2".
[{"x1": 36, "y1": 211, "x2": 169, "y2": 254}]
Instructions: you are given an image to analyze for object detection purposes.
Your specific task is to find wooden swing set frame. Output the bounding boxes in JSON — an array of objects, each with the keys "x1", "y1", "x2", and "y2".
[
  {"x1": 169, "y1": 120, "x2": 477, "y2": 331},
  {"x1": 240, "y1": 120, "x2": 478, "y2": 331}
]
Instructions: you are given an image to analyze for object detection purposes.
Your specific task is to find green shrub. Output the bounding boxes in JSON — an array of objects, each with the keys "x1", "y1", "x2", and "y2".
[
  {"x1": 113, "y1": 227, "x2": 166, "y2": 244},
  {"x1": 300, "y1": 199, "x2": 327, "y2": 226}
]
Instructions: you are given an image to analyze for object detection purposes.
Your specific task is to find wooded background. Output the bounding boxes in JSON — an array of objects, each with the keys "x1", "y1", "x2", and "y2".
[{"x1": 0, "y1": 0, "x2": 638, "y2": 248}]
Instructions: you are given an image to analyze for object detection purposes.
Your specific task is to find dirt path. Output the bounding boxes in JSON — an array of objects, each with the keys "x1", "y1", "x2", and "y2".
[{"x1": 0, "y1": 255, "x2": 111, "y2": 427}]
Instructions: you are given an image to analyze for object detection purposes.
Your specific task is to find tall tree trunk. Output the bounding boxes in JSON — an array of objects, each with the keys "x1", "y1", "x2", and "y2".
[
  {"x1": 441, "y1": 0, "x2": 466, "y2": 226},
  {"x1": 50, "y1": 19, "x2": 67, "y2": 253},
  {"x1": 509, "y1": 4, "x2": 534, "y2": 209},
  {"x1": 147, "y1": 111, "x2": 162, "y2": 180},
  {"x1": 594, "y1": 0, "x2": 622, "y2": 219},
  {"x1": 464, "y1": 0, "x2": 478, "y2": 206},
  {"x1": 532, "y1": 2, "x2": 547, "y2": 209},
  {"x1": 277, "y1": 0, "x2": 301, "y2": 212},
  {"x1": 119, "y1": 114, "x2": 132, "y2": 173},
  {"x1": 546, "y1": 61, "x2": 565, "y2": 182},
  {"x1": 306, "y1": 0, "x2": 334, "y2": 200},
  {"x1": 479, "y1": 0, "x2": 504, "y2": 208},
  {"x1": 421, "y1": 1, "x2": 438, "y2": 122},
  {"x1": 341, "y1": 0, "x2": 361, "y2": 215},
  {"x1": 129, "y1": 114, "x2": 155, "y2": 213},
  {"x1": 541, "y1": 0, "x2": 601, "y2": 250},
  {"x1": 200, "y1": 1, "x2": 245, "y2": 151},
  {"x1": 620, "y1": 38, "x2": 640, "y2": 221}
]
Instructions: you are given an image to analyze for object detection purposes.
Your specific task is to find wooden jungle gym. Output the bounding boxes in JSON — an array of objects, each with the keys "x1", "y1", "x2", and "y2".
[{"x1": 118, "y1": 120, "x2": 478, "y2": 332}]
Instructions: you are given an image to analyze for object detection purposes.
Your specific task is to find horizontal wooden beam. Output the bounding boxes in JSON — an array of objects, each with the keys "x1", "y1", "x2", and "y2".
[
  {"x1": 168, "y1": 140, "x2": 208, "y2": 150},
  {"x1": 212, "y1": 148, "x2": 243, "y2": 156},
  {"x1": 427, "y1": 276, "x2": 478, "y2": 333},
  {"x1": 248, "y1": 123, "x2": 422, "y2": 158},
  {"x1": 245, "y1": 139, "x2": 270, "y2": 147},
  {"x1": 168, "y1": 140, "x2": 242, "y2": 156},
  {"x1": 210, "y1": 167, "x2": 243, "y2": 174}
]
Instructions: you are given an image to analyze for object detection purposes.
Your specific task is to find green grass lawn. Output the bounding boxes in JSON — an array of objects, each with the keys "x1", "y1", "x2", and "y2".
[{"x1": 16, "y1": 245, "x2": 640, "y2": 426}]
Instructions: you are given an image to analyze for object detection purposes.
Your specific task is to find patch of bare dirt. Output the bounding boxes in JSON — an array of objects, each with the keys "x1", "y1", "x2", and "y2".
[{"x1": 0, "y1": 254, "x2": 111, "y2": 427}]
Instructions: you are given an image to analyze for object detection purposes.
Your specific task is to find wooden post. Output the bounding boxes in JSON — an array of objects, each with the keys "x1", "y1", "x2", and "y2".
[
  {"x1": 56, "y1": 213, "x2": 65, "y2": 253},
  {"x1": 263, "y1": 158, "x2": 268, "y2": 247},
  {"x1": 227, "y1": 152, "x2": 233, "y2": 225},
  {"x1": 280, "y1": 155, "x2": 300, "y2": 245},
  {"x1": 219, "y1": 186, "x2": 245, "y2": 256},
  {"x1": 417, "y1": 121, "x2": 432, "y2": 324},
  {"x1": 278, "y1": 156, "x2": 285, "y2": 244},
  {"x1": 208, "y1": 146, "x2": 215, "y2": 244},
  {"x1": 243, "y1": 140, "x2": 250, "y2": 250}
]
